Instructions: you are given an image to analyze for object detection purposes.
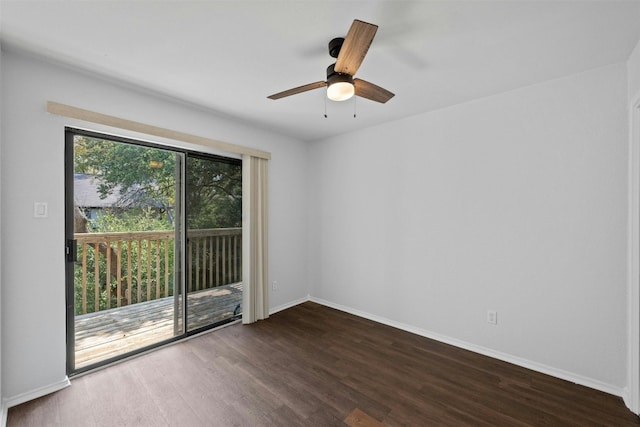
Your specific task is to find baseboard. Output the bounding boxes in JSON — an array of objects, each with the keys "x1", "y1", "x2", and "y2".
[
  {"x1": 270, "y1": 295, "x2": 310, "y2": 315},
  {"x1": 622, "y1": 387, "x2": 634, "y2": 414},
  {"x1": 310, "y1": 296, "x2": 626, "y2": 399},
  {"x1": 622, "y1": 386, "x2": 639, "y2": 415},
  {"x1": 3, "y1": 376, "x2": 71, "y2": 411}
]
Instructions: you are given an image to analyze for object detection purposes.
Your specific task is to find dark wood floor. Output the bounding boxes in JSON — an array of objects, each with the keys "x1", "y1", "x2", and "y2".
[{"x1": 8, "y1": 302, "x2": 640, "y2": 426}]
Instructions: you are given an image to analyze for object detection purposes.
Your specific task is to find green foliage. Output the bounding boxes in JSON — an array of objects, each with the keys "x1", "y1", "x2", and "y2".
[
  {"x1": 75, "y1": 209, "x2": 175, "y2": 315},
  {"x1": 75, "y1": 239, "x2": 173, "y2": 314},
  {"x1": 186, "y1": 157, "x2": 242, "y2": 229},
  {"x1": 92, "y1": 207, "x2": 173, "y2": 232},
  {"x1": 75, "y1": 136, "x2": 176, "y2": 207},
  {"x1": 75, "y1": 135, "x2": 242, "y2": 228}
]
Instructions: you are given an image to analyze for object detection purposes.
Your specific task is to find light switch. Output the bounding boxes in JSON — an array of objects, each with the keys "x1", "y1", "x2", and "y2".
[{"x1": 34, "y1": 202, "x2": 48, "y2": 218}]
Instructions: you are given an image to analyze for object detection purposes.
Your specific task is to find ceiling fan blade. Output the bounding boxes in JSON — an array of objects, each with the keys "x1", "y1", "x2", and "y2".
[
  {"x1": 267, "y1": 81, "x2": 327, "y2": 100},
  {"x1": 334, "y1": 19, "x2": 378, "y2": 76},
  {"x1": 354, "y1": 78, "x2": 395, "y2": 103}
]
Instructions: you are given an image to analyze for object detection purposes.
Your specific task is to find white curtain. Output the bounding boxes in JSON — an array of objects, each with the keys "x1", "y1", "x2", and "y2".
[{"x1": 242, "y1": 155, "x2": 269, "y2": 323}]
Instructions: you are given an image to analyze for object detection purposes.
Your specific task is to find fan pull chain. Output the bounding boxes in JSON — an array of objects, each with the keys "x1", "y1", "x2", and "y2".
[
  {"x1": 322, "y1": 95, "x2": 359, "y2": 118},
  {"x1": 354, "y1": 95, "x2": 357, "y2": 118}
]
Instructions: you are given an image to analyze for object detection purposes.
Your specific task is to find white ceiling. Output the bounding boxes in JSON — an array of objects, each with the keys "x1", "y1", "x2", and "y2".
[{"x1": 1, "y1": 1, "x2": 640, "y2": 142}]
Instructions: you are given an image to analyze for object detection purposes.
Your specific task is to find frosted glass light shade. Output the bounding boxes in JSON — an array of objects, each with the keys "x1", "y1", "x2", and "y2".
[{"x1": 327, "y1": 81, "x2": 355, "y2": 101}]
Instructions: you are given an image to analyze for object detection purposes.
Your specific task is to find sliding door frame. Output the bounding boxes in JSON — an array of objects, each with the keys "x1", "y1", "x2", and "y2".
[
  {"x1": 64, "y1": 129, "x2": 76, "y2": 374},
  {"x1": 64, "y1": 127, "x2": 241, "y2": 376}
]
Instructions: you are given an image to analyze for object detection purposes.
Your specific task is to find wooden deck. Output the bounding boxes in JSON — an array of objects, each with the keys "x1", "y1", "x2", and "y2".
[{"x1": 74, "y1": 282, "x2": 242, "y2": 368}]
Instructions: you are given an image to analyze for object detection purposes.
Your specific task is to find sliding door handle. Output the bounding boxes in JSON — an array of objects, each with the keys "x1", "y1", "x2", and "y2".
[{"x1": 66, "y1": 239, "x2": 78, "y2": 263}]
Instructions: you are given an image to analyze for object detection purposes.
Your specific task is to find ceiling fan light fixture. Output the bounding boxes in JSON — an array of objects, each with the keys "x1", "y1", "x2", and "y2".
[
  {"x1": 326, "y1": 69, "x2": 355, "y2": 101},
  {"x1": 327, "y1": 81, "x2": 355, "y2": 101}
]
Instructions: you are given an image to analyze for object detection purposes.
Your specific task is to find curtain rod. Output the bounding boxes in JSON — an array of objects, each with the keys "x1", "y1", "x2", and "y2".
[{"x1": 46, "y1": 101, "x2": 271, "y2": 160}]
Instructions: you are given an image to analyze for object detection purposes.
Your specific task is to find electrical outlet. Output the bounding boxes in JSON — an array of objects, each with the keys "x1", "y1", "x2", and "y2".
[
  {"x1": 487, "y1": 310, "x2": 497, "y2": 325},
  {"x1": 272, "y1": 281, "x2": 278, "y2": 291}
]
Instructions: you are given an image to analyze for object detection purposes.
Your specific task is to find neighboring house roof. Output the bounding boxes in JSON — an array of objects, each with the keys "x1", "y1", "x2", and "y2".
[{"x1": 74, "y1": 173, "x2": 166, "y2": 209}]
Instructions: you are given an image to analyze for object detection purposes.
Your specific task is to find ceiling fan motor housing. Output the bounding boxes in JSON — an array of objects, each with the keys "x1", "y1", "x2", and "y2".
[
  {"x1": 328, "y1": 37, "x2": 344, "y2": 58},
  {"x1": 326, "y1": 63, "x2": 353, "y2": 86}
]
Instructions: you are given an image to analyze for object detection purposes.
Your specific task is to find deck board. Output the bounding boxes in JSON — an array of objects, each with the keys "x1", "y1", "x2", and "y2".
[{"x1": 74, "y1": 282, "x2": 242, "y2": 368}]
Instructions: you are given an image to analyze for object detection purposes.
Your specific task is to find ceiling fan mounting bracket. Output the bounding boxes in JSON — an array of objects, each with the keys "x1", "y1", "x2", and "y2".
[{"x1": 328, "y1": 37, "x2": 344, "y2": 58}]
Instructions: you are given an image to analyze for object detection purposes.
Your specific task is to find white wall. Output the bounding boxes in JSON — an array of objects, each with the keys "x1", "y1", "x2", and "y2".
[
  {"x1": 308, "y1": 63, "x2": 629, "y2": 394},
  {"x1": 627, "y1": 37, "x2": 640, "y2": 413},
  {"x1": 629, "y1": 39, "x2": 640, "y2": 104},
  {"x1": 0, "y1": 49, "x2": 309, "y2": 403}
]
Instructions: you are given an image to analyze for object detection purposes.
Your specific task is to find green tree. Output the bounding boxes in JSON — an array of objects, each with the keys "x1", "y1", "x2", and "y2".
[
  {"x1": 74, "y1": 136, "x2": 241, "y2": 228},
  {"x1": 75, "y1": 135, "x2": 176, "y2": 208},
  {"x1": 186, "y1": 156, "x2": 242, "y2": 229}
]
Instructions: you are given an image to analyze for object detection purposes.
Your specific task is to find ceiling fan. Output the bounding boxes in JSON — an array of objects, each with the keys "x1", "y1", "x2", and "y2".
[{"x1": 267, "y1": 19, "x2": 395, "y2": 104}]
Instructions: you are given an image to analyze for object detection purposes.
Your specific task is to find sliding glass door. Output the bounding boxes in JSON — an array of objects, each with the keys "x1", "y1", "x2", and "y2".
[
  {"x1": 185, "y1": 155, "x2": 243, "y2": 331},
  {"x1": 65, "y1": 128, "x2": 241, "y2": 374}
]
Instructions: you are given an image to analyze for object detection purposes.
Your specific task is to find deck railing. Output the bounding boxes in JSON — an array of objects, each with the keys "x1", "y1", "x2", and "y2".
[{"x1": 74, "y1": 228, "x2": 242, "y2": 315}]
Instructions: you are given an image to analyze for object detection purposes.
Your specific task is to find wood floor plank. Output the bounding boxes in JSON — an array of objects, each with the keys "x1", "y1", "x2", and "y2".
[
  {"x1": 128, "y1": 358, "x2": 208, "y2": 426},
  {"x1": 344, "y1": 408, "x2": 385, "y2": 427},
  {"x1": 7, "y1": 302, "x2": 640, "y2": 426}
]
